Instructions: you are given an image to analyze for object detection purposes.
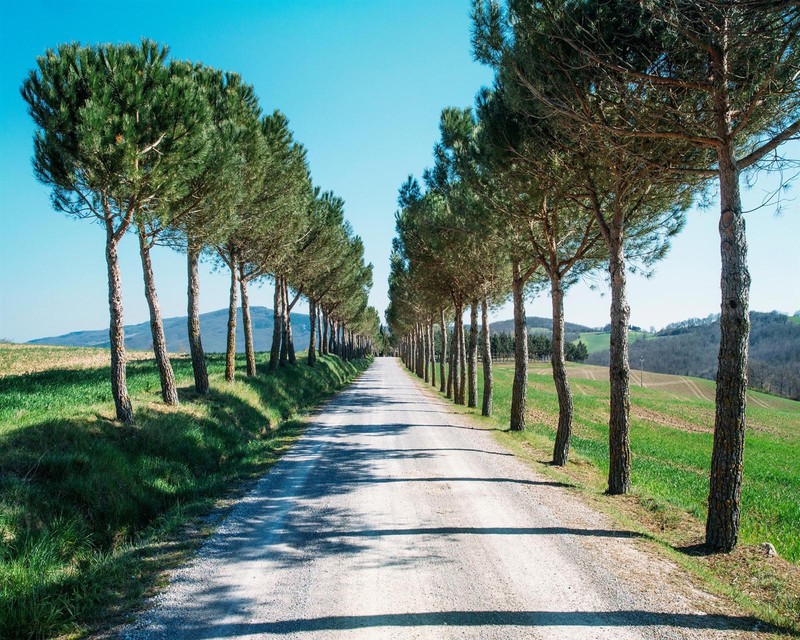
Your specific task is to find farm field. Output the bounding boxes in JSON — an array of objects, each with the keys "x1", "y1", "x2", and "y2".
[
  {"x1": 489, "y1": 362, "x2": 799, "y2": 561},
  {"x1": 576, "y1": 330, "x2": 652, "y2": 353}
]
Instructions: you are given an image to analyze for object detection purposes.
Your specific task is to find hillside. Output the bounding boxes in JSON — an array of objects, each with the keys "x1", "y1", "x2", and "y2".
[
  {"x1": 586, "y1": 311, "x2": 800, "y2": 400},
  {"x1": 27, "y1": 307, "x2": 311, "y2": 354},
  {"x1": 489, "y1": 316, "x2": 596, "y2": 342}
]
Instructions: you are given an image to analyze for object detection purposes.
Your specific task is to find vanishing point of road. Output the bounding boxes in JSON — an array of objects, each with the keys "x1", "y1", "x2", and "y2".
[{"x1": 123, "y1": 358, "x2": 763, "y2": 640}]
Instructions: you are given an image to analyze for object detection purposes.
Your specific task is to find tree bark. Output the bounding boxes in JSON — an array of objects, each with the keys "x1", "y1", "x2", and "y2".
[
  {"x1": 550, "y1": 275, "x2": 574, "y2": 466},
  {"x1": 269, "y1": 276, "x2": 282, "y2": 371},
  {"x1": 322, "y1": 309, "x2": 329, "y2": 356},
  {"x1": 510, "y1": 260, "x2": 528, "y2": 431},
  {"x1": 284, "y1": 279, "x2": 297, "y2": 365},
  {"x1": 429, "y1": 320, "x2": 436, "y2": 388},
  {"x1": 225, "y1": 254, "x2": 239, "y2": 382},
  {"x1": 239, "y1": 264, "x2": 256, "y2": 377},
  {"x1": 440, "y1": 309, "x2": 448, "y2": 394},
  {"x1": 458, "y1": 304, "x2": 467, "y2": 405},
  {"x1": 447, "y1": 320, "x2": 455, "y2": 400},
  {"x1": 308, "y1": 298, "x2": 317, "y2": 366},
  {"x1": 105, "y1": 231, "x2": 134, "y2": 424},
  {"x1": 468, "y1": 300, "x2": 478, "y2": 408},
  {"x1": 187, "y1": 246, "x2": 209, "y2": 395},
  {"x1": 481, "y1": 298, "x2": 493, "y2": 417},
  {"x1": 279, "y1": 278, "x2": 289, "y2": 366},
  {"x1": 423, "y1": 322, "x2": 430, "y2": 383},
  {"x1": 607, "y1": 230, "x2": 632, "y2": 494},
  {"x1": 706, "y1": 143, "x2": 750, "y2": 552},
  {"x1": 137, "y1": 224, "x2": 178, "y2": 405},
  {"x1": 317, "y1": 306, "x2": 323, "y2": 355}
]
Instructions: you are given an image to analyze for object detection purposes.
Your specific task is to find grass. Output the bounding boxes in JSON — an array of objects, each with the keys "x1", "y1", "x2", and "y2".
[
  {"x1": 575, "y1": 330, "x2": 652, "y2": 353},
  {"x1": 419, "y1": 360, "x2": 800, "y2": 633},
  {"x1": 0, "y1": 344, "x2": 370, "y2": 639}
]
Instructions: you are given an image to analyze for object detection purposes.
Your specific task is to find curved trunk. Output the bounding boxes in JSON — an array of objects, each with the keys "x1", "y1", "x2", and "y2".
[
  {"x1": 269, "y1": 276, "x2": 283, "y2": 371},
  {"x1": 550, "y1": 275, "x2": 574, "y2": 466},
  {"x1": 308, "y1": 298, "x2": 317, "y2": 366},
  {"x1": 607, "y1": 232, "x2": 631, "y2": 494},
  {"x1": 468, "y1": 300, "x2": 478, "y2": 408},
  {"x1": 187, "y1": 246, "x2": 209, "y2": 395},
  {"x1": 706, "y1": 144, "x2": 749, "y2": 552},
  {"x1": 440, "y1": 309, "x2": 448, "y2": 393},
  {"x1": 239, "y1": 264, "x2": 256, "y2": 377},
  {"x1": 224, "y1": 255, "x2": 239, "y2": 382},
  {"x1": 137, "y1": 225, "x2": 178, "y2": 405},
  {"x1": 105, "y1": 232, "x2": 134, "y2": 424},
  {"x1": 510, "y1": 260, "x2": 528, "y2": 431},
  {"x1": 481, "y1": 298, "x2": 493, "y2": 417}
]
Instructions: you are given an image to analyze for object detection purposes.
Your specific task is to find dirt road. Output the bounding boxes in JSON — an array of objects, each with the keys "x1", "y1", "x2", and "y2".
[{"x1": 122, "y1": 358, "x2": 763, "y2": 639}]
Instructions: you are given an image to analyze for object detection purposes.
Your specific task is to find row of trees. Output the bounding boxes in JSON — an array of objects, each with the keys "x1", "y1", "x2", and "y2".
[
  {"x1": 23, "y1": 40, "x2": 379, "y2": 424},
  {"x1": 387, "y1": 0, "x2": 798, "y2": 552},
  {"x1": 491, "y1": 333, "x2": 588, "y2": 362}
]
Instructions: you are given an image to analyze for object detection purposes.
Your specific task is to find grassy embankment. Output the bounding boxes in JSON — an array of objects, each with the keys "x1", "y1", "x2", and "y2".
[
  {"x1": 0, "y1": 344, "x2": 370, "y2": 639},
  {"x1": 421, "y1": 360, "x2": 800, "y2": 632}
]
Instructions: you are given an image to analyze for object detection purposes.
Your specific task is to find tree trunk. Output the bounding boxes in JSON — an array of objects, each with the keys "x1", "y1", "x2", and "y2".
[
  {"x1": 447, "y1": 322, "x2": 455, "y2": 400},
  {"x1": 429, "y1": 320, "x2": 436, "y2": 388},
  {"x1": 284, "y1": 278, "x2": 297, "y2": 365},
  {"x1": 225, "y1": 255, "x2": 239, "y2": 382},
  {"x1": 550, "y1": 275, "x2": 574, "y2": 466},
  {"x1": 458, "y1": 304, "x2": 467, "y2": 405},
  {"x1": 423, "y1": 322, "x2": 430, "y2": 383},
  {"x1": 322, "y1": 309, "x2": 329, "y2": 355},
  {"x1": 137, "y1": 225, "x2": 178, "y2": 405},
  {"x1": 317, "y1": 306, "x2": 323, "y2": 355},
  {"x1": 187, "y1": 246, "x2": 209, "y2": 395},
  {"x1": 279, "y1": 278, "x2": 289, "y2": 366},
  {"x1": 468, "y1": 300, "x2": 478, "y2": 408},
  {"x1": 510, "y1": 260, "x2": 528, "y2": 431},
  {"x1": 481, "y1": 298, "x2": 493, "y2": 417},
  {"x1": 308, "y1": 298, "x2": 317, "y2": 366},
  {"x1": 440, "y1": 309, "x2": 448, "y2": 394},
  {"x1": 607, "y1": 231, "x2": 632, "y2": 494},
  {"x1": 239, "y1": 264, "x2": 256, "y2": 377},
  {"x1": 269, "y1": 276, "x2": 282, "y2": 371},
  {"x1": 105, "y1": 231, "x2": 134, "y2": 424},
  {"x1": 706, "y1": 144, "x2": 750, "y2": 552}
]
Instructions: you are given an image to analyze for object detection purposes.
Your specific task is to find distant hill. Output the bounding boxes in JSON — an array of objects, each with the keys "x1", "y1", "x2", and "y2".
[
  {"x1": 28, "y1": 307, "x2": 311, "y2": 354},
  {"x1": 490, "y1": 316, "x2": 596, "y2": 343},
  {"x1": 586, "y1": 311, "x2": 800, "y2": 400}
]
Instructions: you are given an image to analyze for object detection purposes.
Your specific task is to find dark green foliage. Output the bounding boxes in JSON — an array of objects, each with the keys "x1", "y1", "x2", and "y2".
[{"x1": 0, "y1": 347, "x2": 370, "y2": 638}]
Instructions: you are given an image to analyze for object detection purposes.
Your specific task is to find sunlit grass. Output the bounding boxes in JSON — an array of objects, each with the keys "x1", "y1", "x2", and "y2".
[{"x1": 0, "y1": 345, "x2": 370, "y2": 639}]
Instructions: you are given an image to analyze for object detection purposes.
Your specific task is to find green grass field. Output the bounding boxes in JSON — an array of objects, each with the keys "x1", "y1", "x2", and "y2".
[
  {"x1": 0, "y1": 344, "x2": 370, "y2": 639},
  {"x1": 487, "y1": 362, "x2": 800, "y2": 563},
  {"x1": 575, "y1": 330, "x2": 652, "y2": 353}
]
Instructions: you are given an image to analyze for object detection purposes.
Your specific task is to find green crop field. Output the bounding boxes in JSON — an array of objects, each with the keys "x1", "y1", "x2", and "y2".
[
  {"x1": 487, "y1": 362, "x2": 800, "y2": 564},
  {"x1": 0, "y1": 344, "x2": 370, "y2": 639},
  {"x1": 575, "y1": 330, "x2": 652, "y2": 353}
]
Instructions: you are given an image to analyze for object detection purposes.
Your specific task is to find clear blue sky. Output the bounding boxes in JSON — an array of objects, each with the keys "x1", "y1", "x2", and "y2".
[{"x1": 1, "y1": 0, "x2": 798, "y2": 343}]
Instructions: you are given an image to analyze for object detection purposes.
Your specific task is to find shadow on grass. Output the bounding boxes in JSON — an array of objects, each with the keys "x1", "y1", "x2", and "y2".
[{"x1": 0, "y1": 353, "x2": 369, "y2": 639}]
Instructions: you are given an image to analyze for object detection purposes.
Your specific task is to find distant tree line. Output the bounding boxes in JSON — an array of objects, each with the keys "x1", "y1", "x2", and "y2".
[
  {"x1": 491, "y1": 332, "x2": 587, "y2": 363},
  {"x1": 387, "y1": 1, "x2": 799, "y2": 553},
  {"x1": 22, "y1": 40, "x2": 379, "y2": 424}
]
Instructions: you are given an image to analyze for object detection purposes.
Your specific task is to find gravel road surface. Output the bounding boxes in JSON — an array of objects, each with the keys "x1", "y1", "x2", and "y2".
[{"x1": 122, "y1": 358, "x2": 764, "y2": 639}]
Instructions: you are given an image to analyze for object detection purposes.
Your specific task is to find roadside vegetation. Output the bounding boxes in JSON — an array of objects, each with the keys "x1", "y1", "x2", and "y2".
[
  {"x1": 409, "y1": 361, "x2": 800, "y2": 632},
  {"x1": 0, "y1": 344, "x2": 370, "y2": 639}
]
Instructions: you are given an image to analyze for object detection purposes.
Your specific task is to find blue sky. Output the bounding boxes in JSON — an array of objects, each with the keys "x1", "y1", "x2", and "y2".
[{"x1": 1, "y1": 0, "x2": 798, "y2": 343}]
